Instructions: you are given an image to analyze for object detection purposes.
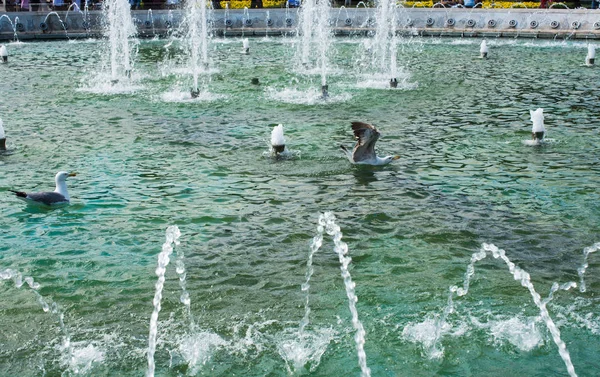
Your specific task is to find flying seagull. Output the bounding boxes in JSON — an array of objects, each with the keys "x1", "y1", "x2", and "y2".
[
  {"x1": 340, "y1": 122, "x2": 399, "y2": 165},
  {"x1": 10, "y1": 171, "x2": 76, "y2": 207}
]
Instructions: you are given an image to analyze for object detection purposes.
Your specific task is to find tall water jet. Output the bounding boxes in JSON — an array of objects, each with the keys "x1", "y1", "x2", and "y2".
[
  {"x1": 577, "y1": 242, "x2": 600, "y2": 293},
  {"x1": 183, "y1": 0, "x2": 212, "y2": 98},
  {"x1": 372, "y1": 0, "x2": 400, "y2": 87},
  {"x1": 102, "y1": 0, "x2": 137, "y2": 83},
  {"x1": 147, "y1": 225, "x2": 181, "y2": 377},
  {"x1": 586, "y1": 44, "x2": 595, "y2": 66},
  {"x1": 296, "y1": 0, "x2": 334, "y2": 97},
  {"x1": 480, "y1": 40, "x2": 489, "y2": 59},
  {"x1": 321, "y1": 212, "x2": 371, "y2": 377}
]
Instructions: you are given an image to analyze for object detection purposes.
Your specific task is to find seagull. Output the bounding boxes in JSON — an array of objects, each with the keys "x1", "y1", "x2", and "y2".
[
  {"x1": 340, "y1": 122, "x2": 399, "y2": 165},
  {"x1": 10, "y1": 171, "x2": 77, "y2": 207}
]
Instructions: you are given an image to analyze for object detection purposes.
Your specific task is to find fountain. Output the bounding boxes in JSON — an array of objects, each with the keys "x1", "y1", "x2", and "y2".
[
  {"x1": 242, "y1": 37, "x2": 250, "y2": 54},
  {"x1": 363, "y1": 0, "x2": 410, "y2": 89},
  {"x1": 183, "y1": 0, "x2": 212, "y2": 98},
  {"x1": 577, "y1": 242, "x2": 600, "y2": 293},
  {"x1": 586, "y1": 44, "x2": 595, "y2": 66},
  {"x1": 147, "y1": 225, "x2": 181, "y2": 377},
  {"x1": 0, "y1": 43, "x2": 7, "y2": 63},
  {"x1": 404, "y1": 243, "x2": 579, "y2": 377},
  {"x1": 480, "y1": 39, "x2": 488, "y2": 59},
  {"x1": 296, "y1": 0, "x2": 334, "y2": 98},
  {"x1": 0, "y1": 15, "x2": 19, "y2": 42},
  {"x1": 0, "y1": 269, "x2": 76, "y2": 372},
  {"x1": 103, "y1": 0, "x2": 137, "y2": 85},
  {"x1": 0, "y1": 117, "x2": 6, "y2": 150}
]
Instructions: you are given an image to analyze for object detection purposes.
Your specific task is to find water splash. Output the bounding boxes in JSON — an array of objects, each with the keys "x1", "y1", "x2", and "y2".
[
  {"x1": 296, "y1": 0, "x2": 334, "y2": 90},
  {"x1": 404, "y1": 243, "x2": 579, "y2": 377},
  {"x1": 577, "y1": 242, "x2": 600, "y2": 293},
  {"x1": 0, "y1": 269, "x2": 75, "y2": 372},
  {"x1": 481, "y1": 243, "x2": 577, "y2": 377},
  {"x1": 103, "y1": 0, "x2": 137, "y2": 82},
  {"x1": 299, "y1": 222, "x2": 325, "y2": 334},
  {"x1": 321, "y1": 212, "x2": 371, "y2": 377},
  {"x1": 183, "y1": 0, "x2": 212, "y2": 94},
  {"x1": 147, "y1": 225, "x2": 181, "y2": 377}
]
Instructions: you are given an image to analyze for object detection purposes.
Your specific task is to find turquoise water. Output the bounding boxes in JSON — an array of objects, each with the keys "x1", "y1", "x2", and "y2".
[{"x1": 0, "y1": 36, "x2": 599, "y2": 376}]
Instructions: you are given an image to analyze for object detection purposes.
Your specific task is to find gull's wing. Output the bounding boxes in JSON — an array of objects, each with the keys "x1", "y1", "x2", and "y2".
[
  {"x1": 350, "y1": 122, "x2": 380, "y2": 162},
  {"x1": 21, "y1": 191, "x2": 68, "y2": 206}
]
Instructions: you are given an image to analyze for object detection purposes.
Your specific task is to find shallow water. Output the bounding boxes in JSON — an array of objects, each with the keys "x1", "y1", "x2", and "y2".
[{"x1": 0, "y1": 36, "x2": 599, "y2": 376}]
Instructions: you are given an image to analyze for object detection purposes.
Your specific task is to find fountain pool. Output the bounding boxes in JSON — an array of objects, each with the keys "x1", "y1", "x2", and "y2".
[{"x1": 0, "y1": 37, "x2": 599, "y2": 376}]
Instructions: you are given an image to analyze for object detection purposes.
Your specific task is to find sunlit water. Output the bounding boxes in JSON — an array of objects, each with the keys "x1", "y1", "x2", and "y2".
[{"x1": 0, "y1": 37, "x2": 599, "y2": 376}]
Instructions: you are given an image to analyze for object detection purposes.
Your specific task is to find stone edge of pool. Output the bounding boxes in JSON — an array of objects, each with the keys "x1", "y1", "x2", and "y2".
[{"x1": 1, "y1": 8, "x2": 599, "y2": 40}]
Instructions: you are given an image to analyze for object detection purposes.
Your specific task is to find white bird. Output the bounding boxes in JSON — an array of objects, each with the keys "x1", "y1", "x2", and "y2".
[
  {"x1": 242, "y1": 38, "x2": 250, "y2": 55},
  {"x1": 340, "y1": 122, "x2": 399, "y2": 165},
  {"x1": 0, "y1": 118, "x2": 6, "y2": 150},
  {"x1": 270, "y1": 124, "x2": 286, "y2": 154},
  {"x1": 586, "y1": 44, "x2": 595, "y2": 66},
  {"x1": 10, "y1": 171, "x2": 77, "y2": 207},
  {"x1": 480, "y1": 40, "x2": 488, "y2": 59},
  {"x1": 530, "y1": 108, "x2": 545, "y2": 142},
  {"x1": 0, "y1": 45, "x2": 7, "y2": 63}
]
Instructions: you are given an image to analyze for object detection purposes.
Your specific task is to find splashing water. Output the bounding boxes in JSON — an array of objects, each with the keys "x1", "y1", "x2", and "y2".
[
  {"x1": 405, "y1": 243, "x2": 579, "y2": 377},
  {"x1": 481, "y1": 243, "x2": 578, "y2": 377},
  {"x1": 0, "y1": 269, "x2": 76, "y2": 372},
  {"x1": 577, "y1": 242, "x2": 600, "y2": 293},
  {"x1": 147, "y1": 225, "x2": 181, "y2": 377},
  {"x1": 296, "y1": 0, "x2": 334, "y2": 88},
  {"x1": 321, "y1": 212, "x2": 371, "y2": 377},
  {"x1": 104, "y1": 0, "x2": 137, "y2": 82},
  {"x1": 183, "y1": 0, "x2": 212, "y2": 94}
]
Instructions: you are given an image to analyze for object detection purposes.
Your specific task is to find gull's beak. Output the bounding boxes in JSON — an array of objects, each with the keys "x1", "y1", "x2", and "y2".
[
  {"x1": 393, "y1": 155, "x2": 400, "y2": 160},
  {"x1": 68, "y1": 172, "x2": 77, "y2": 177}
]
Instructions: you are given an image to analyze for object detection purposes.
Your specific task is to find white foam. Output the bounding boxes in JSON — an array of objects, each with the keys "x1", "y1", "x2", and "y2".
[
  {"x1": 64, "y1": 343, "x2": 105, "y2": 374},
  {"x1": 277, "y1": 327, "x2": 336, "y2": 374},
  {"x1": 530, "y1": 108, "x2": 545, "y2": 133},
  {"x1": 480, "y1": 40, "x2": 488, "y2": 54},
  {"x1": 265, "y1": 87, "x2": 351, "y2": 105},
  {"x1": 479, "y1": 316, "x2": 543, "y2": 352},
  {"x1": 161, "y1": 90, "x2": 227, "y2": 103},
  {"x1": 178, "y1": 331, "x2": 227, "y2": 374},
  {"x1": 271, "y1": 124, "x2": 285, "y2": 146}
]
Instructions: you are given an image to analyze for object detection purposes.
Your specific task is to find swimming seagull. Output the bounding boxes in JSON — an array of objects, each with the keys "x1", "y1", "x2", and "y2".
[
  {"x1": 0, "y1": 118, "x2": 6, "y2": 150},
  {"x1": 340, "y1": 122, "x2": 399, "y2": 165},
  {"x1": 10, "y1": 171, "x2": 77, "y2": 207},
  {"x1": 530, "y1": 108, "x2": 545, "y2": 143},
  {"x1": 271, "y1": 124, "x2": 286, "y2": 155}
]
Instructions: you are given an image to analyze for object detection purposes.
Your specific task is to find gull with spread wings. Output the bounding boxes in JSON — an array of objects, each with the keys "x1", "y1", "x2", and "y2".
[{"x1": 340, "y1": 122, "x2": 399, "y2": 165}]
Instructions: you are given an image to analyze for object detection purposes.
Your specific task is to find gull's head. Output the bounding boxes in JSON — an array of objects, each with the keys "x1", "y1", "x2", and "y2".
[
  {"x1": 55, "y1": 171, "x2": 77, "y2": 183},
  {"x1": 384, "y1": 155, "x2": 400, "y2": 164}
]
